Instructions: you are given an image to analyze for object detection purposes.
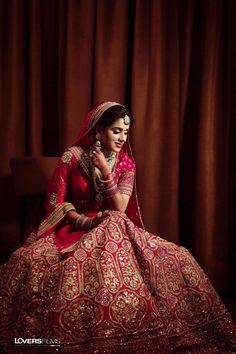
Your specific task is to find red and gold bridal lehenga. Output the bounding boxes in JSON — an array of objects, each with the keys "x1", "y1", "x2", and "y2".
[{"x1": 1, "y1": 102, "x2": 236, "y2": 354}]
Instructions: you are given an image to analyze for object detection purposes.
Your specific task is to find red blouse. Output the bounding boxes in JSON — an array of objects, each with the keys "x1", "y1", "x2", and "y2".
[{"x1": 45, "y1": 146, "x2": 135, "y2": 216}]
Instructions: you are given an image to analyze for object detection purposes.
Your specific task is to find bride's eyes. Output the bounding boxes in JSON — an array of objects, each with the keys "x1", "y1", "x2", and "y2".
[{"x1": 112, "y1": 129, "x2": 129, "y2": 135}]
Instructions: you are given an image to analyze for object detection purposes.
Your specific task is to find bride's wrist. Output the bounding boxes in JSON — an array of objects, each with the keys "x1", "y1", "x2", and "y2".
[
  {"x1": 101, "y1": 168, "x2": 111, "y2": 179},
  {"x1": 75, "y1": 214, "x2": 93, "y2": 230}
]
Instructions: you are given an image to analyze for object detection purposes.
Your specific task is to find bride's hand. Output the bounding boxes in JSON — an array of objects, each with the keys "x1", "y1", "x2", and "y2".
[
  {"x1": 90, "y1": 147, "x2": 110, "y2": 177},
  {"x1": 91, "y1": 211, "x2": 110, "y2": 228},
  {"x1": 75, "y1": 211, "x2": 110, "y2": 230}
]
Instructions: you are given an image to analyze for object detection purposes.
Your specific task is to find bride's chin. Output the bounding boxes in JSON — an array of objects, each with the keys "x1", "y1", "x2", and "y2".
[{"x1": 113, "y1": 147, "x2": 121, "y2": 152}]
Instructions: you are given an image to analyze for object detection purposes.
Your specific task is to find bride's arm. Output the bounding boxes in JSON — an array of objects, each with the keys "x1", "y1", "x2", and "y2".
[
  {"x1": 91, "y1": 148, "x2": 134, "y2": 213},
  {"x1": 47, "y1": 149, "x2": 107, "y2": 230},
  {"x1": 103, "y1": 182, "x2": 130, "y2": 213}
]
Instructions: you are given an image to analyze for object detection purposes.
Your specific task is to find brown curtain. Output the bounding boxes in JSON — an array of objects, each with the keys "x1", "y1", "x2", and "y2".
[{"x1": 0, "y1": 0, "x2": 235, "y2": 291}]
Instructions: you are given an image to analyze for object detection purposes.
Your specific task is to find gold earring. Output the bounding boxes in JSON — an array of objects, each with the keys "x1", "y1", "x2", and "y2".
[{"x1": 95, "y1": 133, "x2": 101, "y2": 149}]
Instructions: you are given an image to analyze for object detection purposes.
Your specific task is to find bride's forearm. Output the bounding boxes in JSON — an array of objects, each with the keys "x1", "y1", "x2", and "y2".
[
  {"x1": 66, "y1": 210, "x2": 80, "y2": 224},
  {"x1": 105, "y1": 192, "x2": 129, "y2": 213},
  {"x1": 99, "y1": 174, "x2": 129, "y2": 212}
]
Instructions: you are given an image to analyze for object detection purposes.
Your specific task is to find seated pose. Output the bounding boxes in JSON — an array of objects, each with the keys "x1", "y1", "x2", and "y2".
[{"x1": 1, "y1": 102, "x2": 236, "y2": 353}]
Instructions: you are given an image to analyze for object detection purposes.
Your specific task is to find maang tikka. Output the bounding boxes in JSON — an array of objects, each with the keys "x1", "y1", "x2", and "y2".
[
  {"x1": 123, "y1": 115, "x2": 130, "y2": 125},
  {"x1": 95, "y1": 133, "x2": 102, "y2": 149}
]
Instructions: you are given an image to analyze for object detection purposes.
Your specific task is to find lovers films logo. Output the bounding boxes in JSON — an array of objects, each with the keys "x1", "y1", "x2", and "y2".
[{"x1": 14, "y1": 338, "x2": 60, "y2": 346}]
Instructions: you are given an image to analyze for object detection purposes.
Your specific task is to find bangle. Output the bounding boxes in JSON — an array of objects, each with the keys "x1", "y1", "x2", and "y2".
[
  {"x1": 63, "y1": 202, "x2": 76, "y2": 214},
  {"x1": 75, "y1": 214, "x2": 93, "y2": 230},
  {"x1": 102, "y1": 178, "x2": 119, "y2": 199},
  {"x1": 75, "y1": 214, "x2": 84, "y2": 228}
]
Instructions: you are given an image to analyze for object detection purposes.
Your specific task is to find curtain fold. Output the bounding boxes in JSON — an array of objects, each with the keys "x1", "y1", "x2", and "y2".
[
  {"x1": 0, "y1": 0, "x2": 235, "y2": 290},
  {"x1": 131, "y1": 0, "x2": 180, "y2": 244}
]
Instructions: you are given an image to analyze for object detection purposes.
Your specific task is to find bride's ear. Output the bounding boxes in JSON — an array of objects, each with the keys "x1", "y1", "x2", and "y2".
[
  {"x1": 95, "y1": 126, "x2": 103, "y2": 145},
  {"x1": 95, "y1": 126, "x2": 102, "y2": 134},
  {"x1": 95, "y1": 129, "x2": 102, "y2": 149}
]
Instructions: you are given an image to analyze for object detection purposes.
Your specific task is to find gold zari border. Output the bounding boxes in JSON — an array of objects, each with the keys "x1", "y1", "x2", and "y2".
[{"x1": 37, "y1": 202, "x2": 75, "y2": 236}]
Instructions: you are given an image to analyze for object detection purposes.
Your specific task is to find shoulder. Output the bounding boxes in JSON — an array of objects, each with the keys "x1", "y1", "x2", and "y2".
[
  {"x1": 60, "y1": 146, "x2": 85, "y2": 164},
  {"x1": 119, "y1": 152, "x2": 136, "y2": 172},
  {"x1": 61, "y1": 146, "x2": 91, "y2": 176}
]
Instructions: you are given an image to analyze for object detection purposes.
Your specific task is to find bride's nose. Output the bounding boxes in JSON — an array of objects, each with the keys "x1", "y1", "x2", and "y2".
[{"x1": 119, "y1": 132, "x2": 126, "y2": 141}]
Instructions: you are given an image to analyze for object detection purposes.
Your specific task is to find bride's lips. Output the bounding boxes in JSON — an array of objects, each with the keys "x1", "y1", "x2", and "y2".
[{"x1": 115, "y1": 142, "x2": 123, "y2": 148}]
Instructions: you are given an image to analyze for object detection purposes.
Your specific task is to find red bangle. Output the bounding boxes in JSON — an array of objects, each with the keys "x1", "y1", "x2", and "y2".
[{"x1": 105, "y1": 172, "x2": 112, "y2": 180}]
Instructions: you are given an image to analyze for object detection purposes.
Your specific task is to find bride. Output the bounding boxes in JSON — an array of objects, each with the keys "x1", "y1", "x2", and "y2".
[{"x1": 0, "y1": 101, "x2": 236, "y2": 353}]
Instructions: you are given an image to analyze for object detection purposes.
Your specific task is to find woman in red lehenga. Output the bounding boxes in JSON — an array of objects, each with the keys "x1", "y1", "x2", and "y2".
[{"x1": 1, "y1": 102, "x2": 236, "y2": 354}]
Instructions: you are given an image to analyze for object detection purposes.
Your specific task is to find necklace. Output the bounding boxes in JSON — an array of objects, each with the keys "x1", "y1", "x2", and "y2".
[{"x1": 89, "y1": 149, "x2": 117, "y2": 203}]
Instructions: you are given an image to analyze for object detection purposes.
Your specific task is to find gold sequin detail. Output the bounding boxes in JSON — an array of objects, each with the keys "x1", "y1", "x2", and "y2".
[
  {"x1": 83, "y1": 258, "x2": 100, "y2": 297},
  {"x1": 61, "y1": 150, "x2": 72, "y2": 163},
  {"x1": 60, "y1": 298, "x2": 102, "y2": 338},
  {"x1": 61, "y1": 257, "x2": 81, "y2": 300},
  {"x1": 49, "y1": 192, "x2": 57, "y2": 205},
  {"x1": 110, "y1": 290, "x2": 147, "y2": 330}
]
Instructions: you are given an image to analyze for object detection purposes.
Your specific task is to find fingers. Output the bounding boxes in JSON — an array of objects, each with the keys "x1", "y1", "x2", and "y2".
[
  {"x1": 96, "y1": 216, "x2": 106, "y2": 223},
  {"x1": 101, "y1": 211, "x2": 110, "y2": 217},
  {"x1": 90, "y1": 147, "x2": 100, "y2": 159},
  {"x1": 95, "y1": 147, "x2": 101, "y2": 153},
  {"x1": 96, "y1": 211, "x2": 110, "y2": 219},
  {"x1": 93, "y1": 147, "x2": 102, "y2": 155},
  {"x1": 91, "y1": 211, "x2": 111, "y2": 228},
  {"x1": 91, "y1": 151, "x2": 109, "y2": 174},
  {"x1": 94, "y1": 212, "x2": 108, "y2": 224},
  {"x1": 91, "y1": 148, "x2": 102, "y2": 162}
]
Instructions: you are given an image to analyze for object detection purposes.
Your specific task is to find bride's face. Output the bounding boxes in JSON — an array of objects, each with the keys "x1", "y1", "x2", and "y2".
[{"x1": 99, "y1": 117, "x2": 130, "y2": 153}]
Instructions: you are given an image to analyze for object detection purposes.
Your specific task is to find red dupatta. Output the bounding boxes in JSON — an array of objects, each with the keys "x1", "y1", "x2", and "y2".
[{"x1": 33, "y1": 102, "x2": 144, "y2": 241}]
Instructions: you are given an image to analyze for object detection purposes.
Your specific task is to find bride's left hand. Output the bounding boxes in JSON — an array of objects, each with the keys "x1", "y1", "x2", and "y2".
[{"x1": 91, "y1": 147, "x2": 110, "y2": 176}]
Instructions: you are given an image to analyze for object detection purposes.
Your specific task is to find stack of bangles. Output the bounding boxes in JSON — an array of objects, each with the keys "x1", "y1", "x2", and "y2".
[
  {"x1": 75, "y1": 214, "x2": 93, "y2": 230},
  {"x1": 98, "y1": 172, "x2": 119, "y2": 199}
]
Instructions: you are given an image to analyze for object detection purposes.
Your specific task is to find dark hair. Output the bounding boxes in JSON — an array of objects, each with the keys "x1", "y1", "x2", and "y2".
[{"x1": 96, "y1": 105, "x2": 134, "y2": 130}]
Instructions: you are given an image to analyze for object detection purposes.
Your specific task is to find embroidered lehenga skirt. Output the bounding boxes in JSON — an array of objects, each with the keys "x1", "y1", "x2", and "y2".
[{"x1": 0, "y1": 211, "x2": 236, "y2": 353}]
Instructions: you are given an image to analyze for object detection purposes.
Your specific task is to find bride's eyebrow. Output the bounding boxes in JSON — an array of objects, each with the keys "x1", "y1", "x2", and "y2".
[{"x1": 111, "y1": 127, "x2": 129, "y2": 131}]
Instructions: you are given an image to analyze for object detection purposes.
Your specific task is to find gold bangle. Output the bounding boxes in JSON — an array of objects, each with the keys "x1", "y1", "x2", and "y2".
[{"x1": 63, "y1": 202, "x2": 76, "y2": 214}]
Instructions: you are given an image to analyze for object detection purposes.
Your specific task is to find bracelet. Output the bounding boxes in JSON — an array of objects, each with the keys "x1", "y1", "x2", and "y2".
[
  {"x1": 99, "y1": 173, "x2": 113, "y2": 183},
  {"x1": 100, "y1": 169, "x2": 112, "y2": 180},
  {"x1": 102, "y1": 178, "x2": 119, "y2": 199},
  {"x1": 75, "y1": 214, "x2": 93, "y2": 230}
]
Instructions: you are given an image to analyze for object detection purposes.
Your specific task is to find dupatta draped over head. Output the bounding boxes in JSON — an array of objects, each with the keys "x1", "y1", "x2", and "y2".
[{"x1": 36, "y1": 101, "x2": 143, "y2": 240}]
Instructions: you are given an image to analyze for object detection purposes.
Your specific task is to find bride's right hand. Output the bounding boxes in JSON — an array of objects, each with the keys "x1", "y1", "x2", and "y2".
[
  {"x1": 76, "y1": 211, "x2": 110, "y2": 230},
  {"x1": 90, "y1": 147, "x2": 111, "y2": 178},
  {"x1": 91, "y1": 211, "x2": 110, "y2": 228}
]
